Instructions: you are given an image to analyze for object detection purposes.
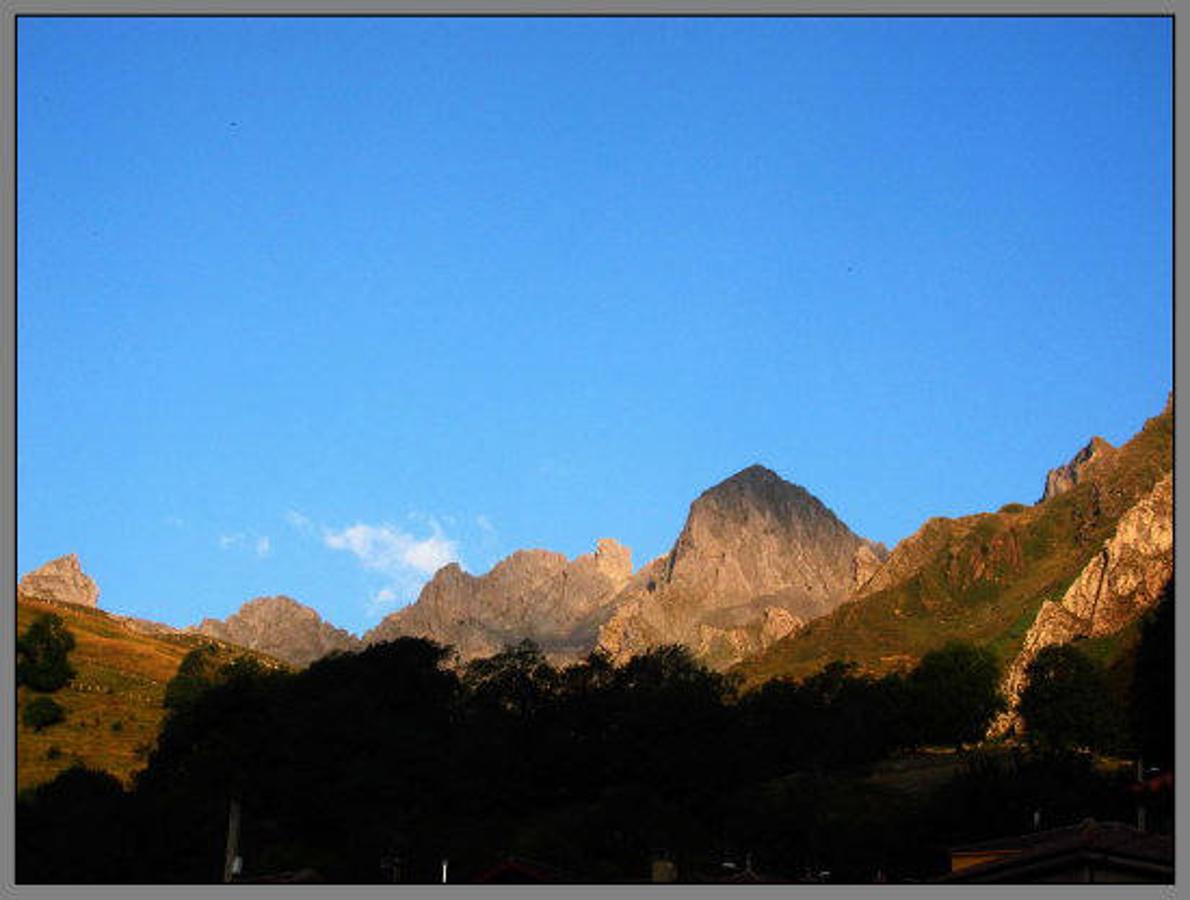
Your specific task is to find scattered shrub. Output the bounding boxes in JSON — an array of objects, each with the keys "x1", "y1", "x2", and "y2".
[{"x1": 23, "y1": 696, "x2": 66, "y2": 732}]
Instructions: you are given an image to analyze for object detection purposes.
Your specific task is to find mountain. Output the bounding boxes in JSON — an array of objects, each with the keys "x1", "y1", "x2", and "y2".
[
  {"x1": 364, "y1": 539, "x2": 633, "y2": 661},
  {"x1": 16, "y1": 590, "x2": 287, "y2": 791},
  {"x1": 190, "y1": 596, "x2": 363, "y2": 667},
  {"x1": 734, "y1": 395, "x2": 1173, "y2": 687},
  {"x1": 597, "y1": 465, "x2": 888, "y2": 669},
  {"x1": 1039, "y1": 435, "x2": 1115, "y2": 502},
  {"x1": 18, "y1": 553, "x2": 100, "y2": 608}
]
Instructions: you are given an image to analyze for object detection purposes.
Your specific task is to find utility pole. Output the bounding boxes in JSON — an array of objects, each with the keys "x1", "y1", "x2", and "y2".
[{"x1": 223, "y1": 797, "x2": 242, "y2": 883}]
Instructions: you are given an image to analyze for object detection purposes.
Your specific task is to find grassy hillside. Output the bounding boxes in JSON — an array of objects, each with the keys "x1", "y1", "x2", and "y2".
[
  {"x1": 735, "y1": 398, "x2": 1172, "y2": 687},
  {"x1": 16, "y1": 596, "x2": 286, "y2": 792}
]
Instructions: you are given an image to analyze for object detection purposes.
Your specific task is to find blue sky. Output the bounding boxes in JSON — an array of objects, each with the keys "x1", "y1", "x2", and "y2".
[{"x1": 18, "y1": 17, "x2": 1171, "y2": 636}]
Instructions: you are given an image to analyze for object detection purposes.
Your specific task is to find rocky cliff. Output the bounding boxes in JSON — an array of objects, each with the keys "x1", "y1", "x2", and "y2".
[
  {"x1": 1039, "y1": 436, "x2": 1116, "y2": 503},
  {"x1": 992, "y1": 470, "x2": 1173, "y2": 735},
  {"x1": 364, "y1": 538, "x2": 634, "y2": 661},
  {"x1": 17, "y1": 553, "x2": 101, "y2": 608},
  {"x1": 192, "y1": 596, "x2": 363, "y2": 667},
  {"x1": 597, "y1": 465, "x2": 887, "y2": 669}
]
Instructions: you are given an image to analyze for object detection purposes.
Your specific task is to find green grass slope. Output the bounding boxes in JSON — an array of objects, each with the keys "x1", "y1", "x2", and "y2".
[
  {"x1": 735, "y1": 398, "x2": 1172, "y2": 687},
  {"x1": 16, "y1": 596, "x2": 287, "y2": 791}
]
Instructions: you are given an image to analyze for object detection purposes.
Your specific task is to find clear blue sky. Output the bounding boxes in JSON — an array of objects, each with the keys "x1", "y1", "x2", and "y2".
[{"x1": 18, "y1": 17, "x2": 1171, "y2": 636}]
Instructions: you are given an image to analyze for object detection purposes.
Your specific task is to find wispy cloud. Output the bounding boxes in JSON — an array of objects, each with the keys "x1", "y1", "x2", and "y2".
[
  {"x1": 366, "y1": 587, "x2": 401, "y2": 618},
  {"x1": 322, "y1": 518, "x2": 462, "y2": 622},
  {"x1": 283, "y1": 512, "x2": 463, "y2": 623},
  {"x1": 285, "y1": 510, "x2": 314, "y2": 533},
  {"x1": 218, "y1": 531, "x2": 271, "y2": 559},
  {"x1": 323, "y1": 520, "x2": 459, "y2": 578}
]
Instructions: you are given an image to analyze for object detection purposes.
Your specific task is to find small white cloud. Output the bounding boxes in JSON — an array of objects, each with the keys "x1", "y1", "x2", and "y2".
[
  {"x1": 285, "y1": 510, "x2": 313, "y2": 533},
  {"x1": 219, "y1": 531, "x2": 270, "y2": 559},
  {"x1": 366, "y1": 586, "x2": 403, "y2": 618},
  {"x1": 324, "y1": 519, "x2": 462, "y2": 624},
  {"x1": 323, "y1": 520, "x2": 459, "y2": 577}
]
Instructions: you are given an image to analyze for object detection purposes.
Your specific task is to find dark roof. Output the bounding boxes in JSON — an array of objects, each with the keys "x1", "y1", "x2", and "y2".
[
  {"x1": 940, "y1": 820, "x2": 1173, "y2": 883},
  {"x1": 1130, "y1": 770, "x2": 1175, "y2": 794}
]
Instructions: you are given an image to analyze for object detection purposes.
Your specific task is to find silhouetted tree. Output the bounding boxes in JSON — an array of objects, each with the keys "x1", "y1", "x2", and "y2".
[
  {"x1": 907, "y1": 641, "x2": 1004, "y2": 748},
  {"x1": 739, "y1": 661, "x2": 913, "y2": 776},
  {"x1": 1130, "y1": 579, "x2": 1174, "y2": 767},
  {"x1": 17, "y1": 766, "x2": 132, "y2": 882},
  {"x1": 1018, "y1": 642, "x2": 1122, "y2": 753},
  {"x1": 163, "y1": 643, "x2": 224, "y2": 711},
  {"x1": 462, "y1": 638, "x2": 558, "y2": 718}
]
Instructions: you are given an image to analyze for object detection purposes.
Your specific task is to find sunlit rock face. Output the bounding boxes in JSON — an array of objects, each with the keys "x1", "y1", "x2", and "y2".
[
  {"x1": 992, "y1": 470, "x2": 1172, "y2": 736},
  {"x1": 365, "y1": 539, "x2": 634, "y2": 662},
  {"x1": 191, "y1": 595, "x2": 363, "y2": 668},
  {"x1": 18, "y1": 553, "x2": 100, "y2": 608},
  {"x1": 1039, "y1": 436, "x2": 1116, "y2": 503},
  {"x1": 598, "y1": 465, "x2": 887, "y2": 670}
]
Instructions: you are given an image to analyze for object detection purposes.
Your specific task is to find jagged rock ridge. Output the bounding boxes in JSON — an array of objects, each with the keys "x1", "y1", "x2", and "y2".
[
  {"x1": 597, "y1": 465, "x2": 887, "y2": 669},
  {"x1": 191, "y1": 596, "x2": 362, "y2": 667},
  {"x1": 992, "y1": 470, "x2": 1173, "y2": 736},
  {"x1": 18, "y1": 553, "x2": 101, "y2": 608},
  {"x1": 1039, "y1": 436, "x2": 1116, "y2": 503},
  {"x1": 365, "y1": 538, "x2": 634, "y2": 661}
]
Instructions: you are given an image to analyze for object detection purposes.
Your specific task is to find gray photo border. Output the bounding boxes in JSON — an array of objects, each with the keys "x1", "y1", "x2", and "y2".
[{"x1": 1, "y1": 3, "x2": 1181, "y2": 900}]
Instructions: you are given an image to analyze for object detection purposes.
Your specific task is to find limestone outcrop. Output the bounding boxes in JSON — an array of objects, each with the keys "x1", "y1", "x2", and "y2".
[
  {"x1": 993, "y1": 470, "x2": 1172, "y2": 735},
  {"x1": 365, "y1": 539, "x2": 634, "y2": 661},
  {"x1": 1039, "y1": 436, "x2": 1116, "y2": 503},
  {"x1": 17, "y1": 553, "x2": 101, "y2": 608},
  {"x1": 597, "y1": 465, "x2": 886, "y2": 669},
  {"x1": 192, "y1": 596, "x2": 362, "y2": 667}
]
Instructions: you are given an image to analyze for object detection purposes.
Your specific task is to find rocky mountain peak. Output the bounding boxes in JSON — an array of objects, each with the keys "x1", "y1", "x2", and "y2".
[
  {"x1": 489, "y1": 548, "x2": 569, "y2": 578},
  {"x1": 191, "y1": 595, "x2": 361, "y2": 668},
  {"x1": 720, "y1": 463, "x2": 783, "y2": 486},
  {"x1": 18, "y1": 553, "x2": 101, "y2": 608},
  {"x1": 598, "y1": 467, "x2": 885, "y2": 669},
  {"x1": 364, "y1": 540, "x2": 635, "y2": 661},
  {"x1": 689, "y1": 464, "x2": 839, "y2": 527},
  {"x1": 1039, "y1": 435, "x2": 1116, "y2": 503},
  {"x1": 593, "y1": 538, "x2": 633, "y2": 581}
]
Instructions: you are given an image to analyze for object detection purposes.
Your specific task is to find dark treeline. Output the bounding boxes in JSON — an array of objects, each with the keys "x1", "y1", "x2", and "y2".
[{"x1": 17, "y1": 587, "x2": 1173, "y2": 883}]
